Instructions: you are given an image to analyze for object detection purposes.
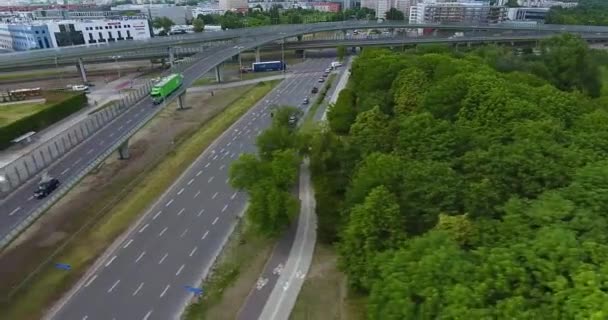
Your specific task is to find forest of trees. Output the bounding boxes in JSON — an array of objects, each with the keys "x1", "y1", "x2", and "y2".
[
  {"x1": 546, "y1": 0, "x2": 608, "y2": 25},
  {"x1": 307, "y1": 35, "x2": 608, "y2": 318}
]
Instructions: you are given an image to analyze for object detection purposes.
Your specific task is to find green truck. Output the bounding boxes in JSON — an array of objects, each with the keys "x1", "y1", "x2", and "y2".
[{"x1": 150, "y1": 73, "x2": 183, "y2": 104}]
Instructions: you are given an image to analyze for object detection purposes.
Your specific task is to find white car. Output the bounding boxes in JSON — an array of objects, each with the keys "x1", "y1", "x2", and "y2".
[
  {"x1": 331, "y1": 62, "x2": 342, "y2": 68},
  {"x1": 71, "y1": 85, "x2": 89, "y2": 92}
]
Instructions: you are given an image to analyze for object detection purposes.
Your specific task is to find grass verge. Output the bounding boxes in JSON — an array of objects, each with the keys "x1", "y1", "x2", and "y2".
[
  {"x1": 183, "y1": 218, "x2": 274, "y2": 320},
  {"x1": 0, "y1": 102, "x2": 48, "y2": 127},
  {"x1": 289, "y1": 243, "x2": 367, "y2": 320},
  {"x1": 1, "y1": 80, "x2": 279, "y2": 320},
  {"x1": 0, "y1": 70, "x2": 65, "y2": 82}
]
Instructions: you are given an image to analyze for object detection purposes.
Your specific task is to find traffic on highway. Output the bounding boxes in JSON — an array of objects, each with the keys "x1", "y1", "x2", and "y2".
[{"x1": 45, "y1": 57, "x2": 335, "y2": 320}]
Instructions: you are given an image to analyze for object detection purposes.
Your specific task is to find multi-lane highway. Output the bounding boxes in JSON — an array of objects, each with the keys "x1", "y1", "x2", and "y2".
[
  {"x1": 0, "y1": 34, "x2": 278, "y2": 248},
  {"x1": 45, "y1": 57, "x2": 335, "y2": 320}
]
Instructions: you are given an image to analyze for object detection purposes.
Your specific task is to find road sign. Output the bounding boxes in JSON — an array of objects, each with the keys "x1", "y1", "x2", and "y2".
[
  {"x1": 54, "y1": 263, "x2": 71, "y2": 271},
  {"x1": 184, "y1": 285, "x2": 203, "y2": 296}
]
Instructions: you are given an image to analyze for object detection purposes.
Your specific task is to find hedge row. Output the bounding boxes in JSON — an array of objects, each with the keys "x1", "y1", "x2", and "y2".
[{"x1": 0, "y1": 92, "x2": 88, "y2": 149}]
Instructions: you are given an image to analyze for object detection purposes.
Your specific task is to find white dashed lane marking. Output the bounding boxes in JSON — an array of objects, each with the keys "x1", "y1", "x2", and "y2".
[
  {"x1": 84, "y1": 275, "x2": 97, "y2": 287},
  {"x1": 176, "y1": 264, "x2": 185, "y2": 276},
  {"x1": 159, "y1": 253, "x2": 168, "y2": 264},
  {"x1": 133, "y1": 282, "x2": 144, "y2": 296},
  {"x1": 123, "y1": 239, "x2": 133, "y2": 248},
  {"x1": 159, "y1": 227, "x2": 168, "y2": 237},
  {"x1": 105, "y1": 255, "x2": 117, "y2": 267},
  {"x1": 108, "y1": 280, "x2": 120, "y2": 293},
  {"x1": 135, "y1": 251, "x2": 146, "y2": 263},
  {"x1": 138, "y1": 224, "x2": 149, "y2": 233},
  {"x1": 160, "y1": 284, "x2": 170, "y2": 298}
]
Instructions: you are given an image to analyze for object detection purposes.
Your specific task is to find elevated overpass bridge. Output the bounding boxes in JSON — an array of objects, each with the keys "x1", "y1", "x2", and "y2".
[
  {"x1": 2, "y1": 22, "x2": 608, "y2": 249},
  {"x1": 9, "y1": 32, "x2": 608, "y2": 70},
  {"x1": 2, "y1": 20, "x2": 608, "y2": 70}
]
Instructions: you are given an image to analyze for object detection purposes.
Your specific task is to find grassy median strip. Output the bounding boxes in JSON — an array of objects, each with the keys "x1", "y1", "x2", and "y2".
[{"x1": 2, "y1": 80, "x2": 279, "y2": 320}]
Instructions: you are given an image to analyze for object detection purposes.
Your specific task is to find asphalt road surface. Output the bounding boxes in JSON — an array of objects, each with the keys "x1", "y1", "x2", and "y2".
[
  {"x1": 235, "y1": 56, "x2": 347, "y2": 320},
  {"x1": 0, "y1": 34, "x2": 286, "y2": 247},
  {"x1": 45, "y1": 56, "x2": 336, "y2": 320}
]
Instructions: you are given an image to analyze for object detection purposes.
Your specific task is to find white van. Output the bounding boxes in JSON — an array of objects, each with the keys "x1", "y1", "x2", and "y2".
[{"x1": 331, "y1": 61, "x2": 342, "y2": 68}]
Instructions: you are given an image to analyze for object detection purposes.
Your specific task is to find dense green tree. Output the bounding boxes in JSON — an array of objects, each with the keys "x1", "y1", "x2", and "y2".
[
  {"x1": 349, "y1": 106, "x2": 394, "y2": 156},
  {"x1": 152, "y1": 17, "x2": 174, "y2": 33},
  {"x1": 395, "y1": 112, "x2": 462, "y2": 161},
  {"x1": 256, "y1": 125, "x2": 297, "y2": 160},
  {"x1": 306, "y1": 46, "x2": 608, "y2": 318},
  {"x1": 540, "y1": 34, "x2": 601, "y2": 97},
  {"x1": 247, "y1": 179, "x2": 298, "y2": 236},
  {"x1": 392, "y1": 67, "x2": 430, "y2": 115},
  {"x1": 336, "y1": 45, "x2": 346, "y2": 62},
  {"x1": 192, "y1": 18, "x2": 205, "y2": 32},
  {"x1": 229, "y1": 153, "x2": 269, "y2": 190},
  {"x1": 385, "y1": 8, "x2": 405, "y2": 21},
  {"x1": 220, "y1": 12, "x2": 245, "y2": 30},
  {"x1": 339, "y1": 186, "x2": 404, "y2": 290},
  {"x1": 346, "y1": 153, "x2": 403, "y2": 207},
  {"x1": 368, "y1": 231, "x2": 477, "y2": 320},
  {"x1": 327, "y1": 88, "x2": 357, "y2": 135},
  {"x1": 197, "y1": 14, "x2": 220, "y2": 25},
  {"x1": 398, "y1": 160, "x2": 461, "y2": 234}
]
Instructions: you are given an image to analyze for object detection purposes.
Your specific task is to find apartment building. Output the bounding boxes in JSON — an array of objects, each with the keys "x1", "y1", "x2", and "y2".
[
  {"x1": 409, "y1": 0, "x2": 506, "y2": 24},
  {"x1": 219, "y1": 0, "x2": 248, "y2": 11}
]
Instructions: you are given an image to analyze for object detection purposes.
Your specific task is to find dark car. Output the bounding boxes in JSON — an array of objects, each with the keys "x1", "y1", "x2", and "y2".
[
  {"x1": 34, "y1": 178, "x2": 60, "y2": 199},
  {"x1": 303, "y1": 97, "x2": 310, "y2": 104},
  {"x1": 311, "y1": 87, "x2": 319, "y2": 94}
]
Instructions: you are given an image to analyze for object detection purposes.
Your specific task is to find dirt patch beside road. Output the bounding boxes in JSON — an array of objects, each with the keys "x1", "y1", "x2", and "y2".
[
  {"x1": 289, "y1": 244, "x2": 367, "y2": 320},
  {"x1": 0, "y1": 85, "x2": 255, "y2": 313}
]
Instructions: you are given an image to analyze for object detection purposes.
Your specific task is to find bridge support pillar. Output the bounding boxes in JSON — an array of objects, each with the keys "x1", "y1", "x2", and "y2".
[
  {"x1": 215, "y1": 64, "x2": 223, "y2": 83},
  {"x1": 77, "y1": 58, "x2": 88, "y2": 84},
  {"x1": 0, "y1": 169, "x2": 9, "y2": 193},
  {"x1": 177, "y1": 92, "x2": 186, "y2": 110},
  {"x1": 255, "y1": 47, "x2": 261, "y2": 63},
  {"x1": 118, "y1": 139, "x2": 130, "y2": 160},
  {"x1": 168, "y1": 47, "x2": 175, "y2": 67}
]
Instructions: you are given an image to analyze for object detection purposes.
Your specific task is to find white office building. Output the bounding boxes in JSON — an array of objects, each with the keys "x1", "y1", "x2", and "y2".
[
  {"x1": 45, "y1": 19, "x2": 151, "y2": 47},
  {"x1": 0, "y1": 18, "x2": 151, "y2": 51}
]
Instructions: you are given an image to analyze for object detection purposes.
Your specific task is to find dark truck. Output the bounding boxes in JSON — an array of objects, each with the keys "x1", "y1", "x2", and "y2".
[{"x1": 34, "y1": 178, "x2": 60, "y2": 199}]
